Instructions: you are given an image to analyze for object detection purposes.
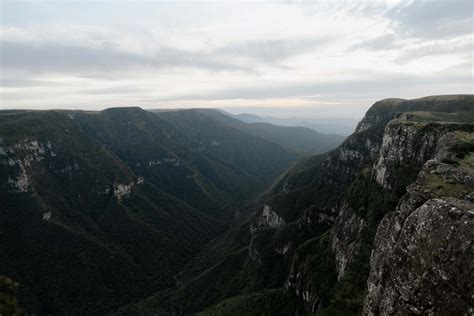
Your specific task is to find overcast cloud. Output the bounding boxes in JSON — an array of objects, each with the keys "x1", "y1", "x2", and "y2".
[{"x1": 0, "y1": 0, "x2": 472, "y2": 115}]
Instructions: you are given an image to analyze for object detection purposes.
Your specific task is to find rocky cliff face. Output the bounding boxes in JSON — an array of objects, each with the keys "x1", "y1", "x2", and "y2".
[
  {"x1": 364, "y1": 113, "x2": 473, "y2": 314},
  {"x1": 364, "y1": 160, "x2": 473, "y2": 315},
  {"x1": 255, "y1": 95, "x2": 474, "y2": 315},
  {"x1": 332, "y1": 99, "x2": 473, "y2": 315},
  {"x1": 373, "y1": 119, "x2": 455, "y2": 190}
]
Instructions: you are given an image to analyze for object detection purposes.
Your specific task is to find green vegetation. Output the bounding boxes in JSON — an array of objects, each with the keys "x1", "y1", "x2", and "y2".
[
  {"x1": 0, "y1": 107, "x2": 304, "y2": 315},
  {"x1": 0, "y1": 276, "x2": 24, "y2": 316},
  {"x1": 2, "y1": 96, "x2": 472, "y2": 315},
  {"x1": 446, "y1": 131, "x2": 474, "y2": 168},
  {"x1": 319, "y1": 174, "x2": 398, "y2": 315},
  {"x1": 406, "y1": 111, "x2": 474, "y2": 124},
  {"x1": 459, "y1": 153, "x2": 474, "y2": 169},
  {"x1": 76, "y1": 107, "x2": 296, "y2": 220},
  {"x1": 450, "y1": 141, "x2": 474, "y2": 159},
  {"x1": 366, "y1": 95, "x2": 474, "y2": 117},
  {"x1": 345, "y1": 173, "x2": 399, "y2": 219},
  {"x1": 424, "y1": 174, "x2": 471, "y2": 198},
  {"x1": 441, "y1": 158, "x2": 459, "y2": 166},
  {"x1": 199, "y1": 288, "x2": 299, "y2": 316},
  {"x1": 295, "y1": 232, "x2": 337, "y2": 309}
]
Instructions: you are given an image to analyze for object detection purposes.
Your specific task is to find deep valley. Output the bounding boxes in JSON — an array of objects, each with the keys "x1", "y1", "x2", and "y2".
[{"x1": 0, "y1": 95, "x2": 473, "y2": 315}]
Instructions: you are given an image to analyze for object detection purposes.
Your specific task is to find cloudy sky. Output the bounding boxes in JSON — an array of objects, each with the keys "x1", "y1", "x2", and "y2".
[{"x1": 0, "y1": 0, "x2": 472, "y2": 116}]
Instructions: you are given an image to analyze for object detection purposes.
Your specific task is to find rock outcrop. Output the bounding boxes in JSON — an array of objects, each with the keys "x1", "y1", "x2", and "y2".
[
  {"x1": 257, "y1": 204, "x2": 286, "y2": 228},
  {"x1": 263, "y1": 95, "x2": 474, "y2": 315},
  {"x1": 364, "y1": 159, "x2": 474, "y2": 315}
]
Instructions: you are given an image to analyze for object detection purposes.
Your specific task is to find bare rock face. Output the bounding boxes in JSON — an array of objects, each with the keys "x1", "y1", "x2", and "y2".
[
  {"x1": 374, "y1": 121, "x2": 449, "y2": 189},
  {"x1": 258, "y1": 204, "x2": 286, "y2": 228},
  {"x1": 113, "y1": 182, "x2": 134, "y2": 201},
  {"x1": 354, "y1": 98, "x2": 404, "y2": 133},
  {"x1": 271, "y1": 97, "x2": 474, "y2": 315},
  {"x1": 364, "y1": 160, "x2": 474, "y2": 315},
  {"x1": 331, "y1": 204, "x2": 365, "y2": 280}
]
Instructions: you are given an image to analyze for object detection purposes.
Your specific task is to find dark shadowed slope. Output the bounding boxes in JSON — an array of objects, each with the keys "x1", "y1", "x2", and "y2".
[
  {"x1": 0, "y1": 110, "x2": 224, "y2": 315},
  {"x1": 73, "y1": 107, "x2": 298, "y2": 220},
  {"x1": 0, "y1": 106, "x2": 300, "y2": 315},
  {"x1": 157, "y1": 109, "x2": 345, "y2": 156}
]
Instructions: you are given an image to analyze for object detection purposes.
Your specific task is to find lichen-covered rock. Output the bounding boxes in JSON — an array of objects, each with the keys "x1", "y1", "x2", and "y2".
[
  {"x1": 1, "y1": 139, "x2": 59, "y2": 193},
  {"x1": 364, "y1": 159, "x2": 474, "y2": 315},
  {"x1": 7, "y1": 161, "x2": 30, "y2": 193},
  {"x1": 331, "y1": 204, "x2": 365, "y2": 280},
  {"x1": 374, "y1": 121, "x2": 446, "y2": 189},
  {"x1": 113, "y1": 182, "x2": 134, "y2": 201}
]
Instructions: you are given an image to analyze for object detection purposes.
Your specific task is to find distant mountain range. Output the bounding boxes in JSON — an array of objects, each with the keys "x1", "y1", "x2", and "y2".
[
  {"x1": 228, "y1": 111, "x2": 359, "y2": 136},
  {"x1": 199, "y1": 109, "x2": 346, "y2": 155}
]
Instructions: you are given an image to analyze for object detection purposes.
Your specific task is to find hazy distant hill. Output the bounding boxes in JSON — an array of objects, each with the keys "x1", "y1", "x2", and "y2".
[
  {"x1": 171, "y1": 109, "x2": 345, "y2": 156},
  {"x1": 236, "y1": 122, "x2": 345, "y2": 156},
  {"x1": 230, "y1": 112, "x2": 359, "y2": 135},
  {"x1": 232, "y1": 113, "x2": 267, "y2": 124}
]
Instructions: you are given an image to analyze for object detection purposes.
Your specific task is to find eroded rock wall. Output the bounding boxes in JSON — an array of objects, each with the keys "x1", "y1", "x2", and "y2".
[{"x1": 364, "y1": 160, "x2": 474, "y2": 315}]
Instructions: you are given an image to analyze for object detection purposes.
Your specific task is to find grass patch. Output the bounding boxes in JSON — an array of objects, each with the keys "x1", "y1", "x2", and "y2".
[
  {"x1": 0, "y1": 276, "x2": 24, "y2": 316},
  {"x1": 459, "y1": 153, "x2": 474, "y2": 169},
  {"x1": 406, "y1": 111, "x2": 474, "y2": 124},
  {"x1": 424, "y1": 174, "x2": 470, "y2": 198},
  {"x1": 449, "y1": 132, "x2": 474, "y2": 159}
]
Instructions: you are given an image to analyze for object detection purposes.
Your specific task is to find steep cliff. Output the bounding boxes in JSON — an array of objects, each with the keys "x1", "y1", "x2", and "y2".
[
  {"x1": 298, "y1": 96, "x2": 474, "y2": 315},
  {"x1": 364, "y1": 162, "x2": 473, "y2": 315},
  {"x1": 364, "y1": 135, "x2": 474, "y2": 314},
  {"x1": 289, "y1": 96, "x2": 474, "y2": 315}
]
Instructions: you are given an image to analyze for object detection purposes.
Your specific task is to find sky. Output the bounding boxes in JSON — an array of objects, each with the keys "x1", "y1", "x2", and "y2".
[{"x1": 0, "y1": 0, "x2": 473, "y2": 117}]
